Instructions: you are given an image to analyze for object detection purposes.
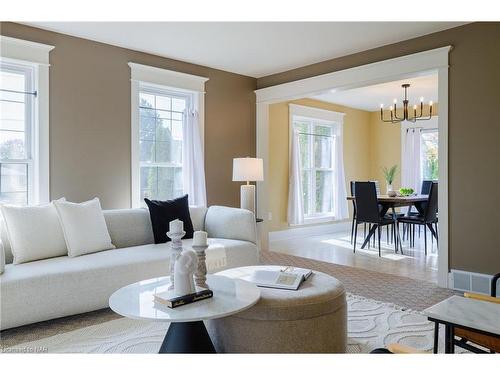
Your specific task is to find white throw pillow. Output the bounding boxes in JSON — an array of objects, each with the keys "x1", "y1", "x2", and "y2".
[
  {"x1": 54, "y1": 198, "x2": 115, "y2": 257},
  {"x1": 0, "y1": 200, "x2": 68, "y2": 264}
]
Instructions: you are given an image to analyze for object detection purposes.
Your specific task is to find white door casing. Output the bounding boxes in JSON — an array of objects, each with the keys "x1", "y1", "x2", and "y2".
[{"x1": 255, "y1": 46, "x2": 451, "y2": 288}]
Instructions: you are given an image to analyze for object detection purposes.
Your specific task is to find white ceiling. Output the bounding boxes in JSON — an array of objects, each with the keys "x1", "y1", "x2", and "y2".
[
  {"x1": 25, "y1": 22, "x2": 465, "y2": 78},
  {"x1": 311, "y1": 73, "x2": 438, "y2": 112}
]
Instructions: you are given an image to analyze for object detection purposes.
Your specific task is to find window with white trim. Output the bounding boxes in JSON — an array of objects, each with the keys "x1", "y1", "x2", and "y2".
[
  {"x1": 421, "y1": 129, "x2": 438, "y2": 181},
  {"x1": 0, "y1": 36, "x2": 53, "y2": 206},
  {"x1": 292, "y1": 115, "x2": 336, "y2": 219},
  {"x1": 0, "y1": 61, "x2": 36, "y2": 205},
  {"x1": 129, "y1": 62, "x2": 208, "y2": 208},
  {"x1": 138, "y1": 84, "x2": 191, "y2": 201}
]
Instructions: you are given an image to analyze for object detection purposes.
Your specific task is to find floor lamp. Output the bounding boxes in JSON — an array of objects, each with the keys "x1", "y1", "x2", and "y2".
[{"x1": 232, "y1": 157, "x2": 263, "y2": 215}]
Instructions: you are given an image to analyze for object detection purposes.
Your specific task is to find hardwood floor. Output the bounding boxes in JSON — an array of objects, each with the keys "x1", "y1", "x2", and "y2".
[{"x1": 269, "y1": 225, "x2": 438, "y2": 283}]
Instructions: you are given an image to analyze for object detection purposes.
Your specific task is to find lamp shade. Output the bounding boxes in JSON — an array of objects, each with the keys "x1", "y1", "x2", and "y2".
[{"x1": 232, "y1": 157, "x2": 264, "y2": 182}]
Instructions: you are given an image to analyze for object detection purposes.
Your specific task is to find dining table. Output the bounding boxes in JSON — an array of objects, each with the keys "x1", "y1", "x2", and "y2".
[{"x1": 346, "y1": 194, "x2": 434, "y2": 251}]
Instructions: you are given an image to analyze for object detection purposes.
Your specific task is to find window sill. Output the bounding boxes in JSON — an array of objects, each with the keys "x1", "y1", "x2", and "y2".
[{"x1": 303, "y1": 215, "x2": 336, "y2": 225}]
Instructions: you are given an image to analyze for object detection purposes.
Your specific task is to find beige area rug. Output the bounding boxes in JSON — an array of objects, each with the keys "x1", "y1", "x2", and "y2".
[
  {"x1": 261, "y1": 251, "x2": 455, "y2": 311},
  {"x1": 3, "y1": 293, "x2": 461, "y2": 354}
]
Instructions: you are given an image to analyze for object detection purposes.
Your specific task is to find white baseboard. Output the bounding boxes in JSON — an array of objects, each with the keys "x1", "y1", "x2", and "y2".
[
  {"x1": 449, "y1": 269, "x2": 497, "y2": 295},
  {"x1": 269, "y1": 221, "x2": 351, "y2": 242}
]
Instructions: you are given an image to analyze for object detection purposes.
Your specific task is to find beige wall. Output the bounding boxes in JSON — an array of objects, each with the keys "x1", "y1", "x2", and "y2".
[
  {"x1": 268, "y1": 98, "x2": 372, "y2": 232},
  {"x1": 368, "y1": 112, "x2": 402, "y2": 191},
  {"x1": 259, "y1": 22, "x2": 500, "y2": 275},
  {"x1": 0, "y1": 22, "x2": 257, "y2": 209}
]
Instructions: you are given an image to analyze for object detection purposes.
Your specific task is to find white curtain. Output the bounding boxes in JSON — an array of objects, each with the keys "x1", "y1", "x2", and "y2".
[
  {"x1": 287, "y1": 130, "x2": 304, "y2": 225},
  {"x1": 182, "y1": 109, "x2": 207, "y2": 207},
  {"x1": 401, "y1": 127, "x2": 422, "y2": 192},
  {"x1": 332, "y1": 124, "x2": 349, "y2": 220}
]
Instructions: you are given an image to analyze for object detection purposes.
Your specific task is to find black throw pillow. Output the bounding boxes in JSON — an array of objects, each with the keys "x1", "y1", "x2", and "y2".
[{"x1": 144, "y1": 195, "x2": 194, "y2": 244}]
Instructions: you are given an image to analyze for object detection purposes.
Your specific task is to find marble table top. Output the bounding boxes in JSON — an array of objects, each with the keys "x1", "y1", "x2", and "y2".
[
  {"x1": 423, "y1": 295, "x2": 500, "y2": 336},
  {"x1": 109, "y1": 275, "x2": 261, "y2": 323}
]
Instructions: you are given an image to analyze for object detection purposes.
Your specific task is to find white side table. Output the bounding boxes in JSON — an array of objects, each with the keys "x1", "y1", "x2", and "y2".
[{"x1": 109, "y1": 275, "x2": 261, "y2": 353}]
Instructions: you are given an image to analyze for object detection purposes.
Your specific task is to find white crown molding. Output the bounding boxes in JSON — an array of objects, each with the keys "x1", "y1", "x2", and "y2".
[
  {"x1": 0, "y1": 36, "x2": 54, "y2": 65},
  {"x1": 255, "y1": 46, "x2": 452, "y2": 104},
  {"x1": 128, "y1": 62, "x2": 209, "y2": 93}
]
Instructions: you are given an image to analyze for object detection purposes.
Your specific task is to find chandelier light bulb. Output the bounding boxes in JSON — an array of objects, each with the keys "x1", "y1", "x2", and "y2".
[
  {"x1": 429, "y1": 101, "x2": 433, "y2": 106},
  {"x1": 389, "y1": 105, "x2": 393, "y2": 111},
  {"x1": 420, "y1": 96, "x2": 424, "y2": 102},
  {"x1": 413, "y1": 105, "x2": 417, "y2": 110},
  {"x1": 380, "y1": 104, "x2": 384, "y2": 108},
  {"x1": 393, "y1": 98, "x2": 397, "y2": 104}
]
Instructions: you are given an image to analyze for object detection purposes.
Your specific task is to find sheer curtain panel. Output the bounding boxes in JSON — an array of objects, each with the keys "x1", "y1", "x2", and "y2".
[
  {"x1": 182, "y1": 109, "x2": 207, "y2": 207},
  {"x1": 287, "y1": 130, "x2": 304, "y2": 225},
  {"x1": 402, "y1": 127, "x2": 422, "y2": 191}
]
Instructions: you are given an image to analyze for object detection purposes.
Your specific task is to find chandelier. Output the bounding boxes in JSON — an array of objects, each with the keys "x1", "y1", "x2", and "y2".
[{"x1": 380, "y1": 84, "x2": 433, "y2": 123}]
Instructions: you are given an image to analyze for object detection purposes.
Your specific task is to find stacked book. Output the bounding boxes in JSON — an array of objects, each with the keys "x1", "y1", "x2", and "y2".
[{"x1": 154, "y1": 288, "x2": 213, "y2": 309}]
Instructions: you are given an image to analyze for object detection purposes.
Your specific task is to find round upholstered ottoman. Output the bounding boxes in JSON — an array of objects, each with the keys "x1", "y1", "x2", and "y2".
[{"x1": 206, "y1": 265, "x2": 347, "y2": 353}]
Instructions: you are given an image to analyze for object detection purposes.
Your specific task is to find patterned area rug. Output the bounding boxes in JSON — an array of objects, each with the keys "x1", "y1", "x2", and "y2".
[{"x1": 3, "y1": 293, "x2": 456, "y2": 354}]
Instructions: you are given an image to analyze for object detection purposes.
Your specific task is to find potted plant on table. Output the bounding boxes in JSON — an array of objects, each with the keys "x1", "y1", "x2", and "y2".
[{"x1": 382, "y1": 165, "x2": 398, "y2": 197}]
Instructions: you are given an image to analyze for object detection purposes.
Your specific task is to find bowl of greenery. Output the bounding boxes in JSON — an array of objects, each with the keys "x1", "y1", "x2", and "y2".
[{"x1": 399, "y1": 187, "x2": 415, "y2": 197}]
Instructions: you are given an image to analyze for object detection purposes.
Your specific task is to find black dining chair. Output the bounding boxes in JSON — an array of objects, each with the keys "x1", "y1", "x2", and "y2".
[
  {"x1": 398, "y1": 182, "x2": 438, "y2": 255},
  {"x1": 350, "y1": 180, "x2": 387, "y2": 246},
  {"x1": 350, "y1": 181, "x2": 357, "y2": 245},
  {"x1": 404, "y1": 179, "x2": 434, "y2": 244},
  {"x1": 353, "y1": 182, "x2": 399, "y2": 257}
]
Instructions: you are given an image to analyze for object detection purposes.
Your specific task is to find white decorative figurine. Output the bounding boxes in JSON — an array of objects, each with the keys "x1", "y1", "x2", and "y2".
[
  {"x1": 174, "y1": 250, "x2": 198, "y2": 296},
  {"x1": 192, "y1": 230, "x2": 209, "y2": 289},
  {"x1": 167, "y1": 219, "x2": 186, "y2": 290}
]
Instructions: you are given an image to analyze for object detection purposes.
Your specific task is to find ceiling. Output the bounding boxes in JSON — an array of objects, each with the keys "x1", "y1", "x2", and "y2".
[
  {"x1": 311, "y1": 73, "x2": 438, "y2": 112},
  {"x1": 25, "y1": 22, "x2": 465, "y2": 78}
]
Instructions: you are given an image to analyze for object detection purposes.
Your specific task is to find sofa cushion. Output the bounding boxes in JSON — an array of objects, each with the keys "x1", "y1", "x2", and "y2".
[
  {"x1": 104, "y1": 208, "x2": 154, "y2": 249},
  {"x1": 145, "y1": 195, "x2": 194, "y2": 243},
  {"x1": 0, "y1": 200, "x2": 67, "y2": 264}
]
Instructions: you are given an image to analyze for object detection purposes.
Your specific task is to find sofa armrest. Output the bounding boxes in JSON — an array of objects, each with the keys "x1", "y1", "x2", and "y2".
[{"x1": 205, "y1": 206, "x2": 257, "y2": 244}]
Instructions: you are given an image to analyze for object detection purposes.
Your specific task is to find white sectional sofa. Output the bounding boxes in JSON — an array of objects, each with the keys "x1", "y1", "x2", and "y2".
[{"x1": 0, "y1": 205, "x2": 259, "y2": 330}]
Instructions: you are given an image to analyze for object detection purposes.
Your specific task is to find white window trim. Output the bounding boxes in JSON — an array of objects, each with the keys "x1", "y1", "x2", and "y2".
[
  {"x1": 129, "y1": 62, "x2": 208, "y2": 208},
  {"x1": 0, "y1": 36, "x2": 54, "y2": 205},
  {"x1": 289, "y1": 104, "x2": 345, "y2": 223}
]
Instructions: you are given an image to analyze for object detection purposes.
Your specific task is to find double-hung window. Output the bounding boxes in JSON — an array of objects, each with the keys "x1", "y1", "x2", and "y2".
[
  {"x1": 420, "y1": 129, "x2": 438, "y2": 181},
  {"x1": 288, "y1": 104, "x2": 348, "y2": 224},
  {"x1": 138, "y1": 85, "x2": 189, "y2": 202},
  {"x1": 129, "y1": 62, "x2": 208, "y2": 208},
  {"x1": 293, "y1": 116, "x2": 335, "y2": 219},
  {"x1": 0, "y1": 62, "x2": 35, "y2": 205},
  {"x1": 0, "y1": 36, "x2": 53, "y2": 206}
]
